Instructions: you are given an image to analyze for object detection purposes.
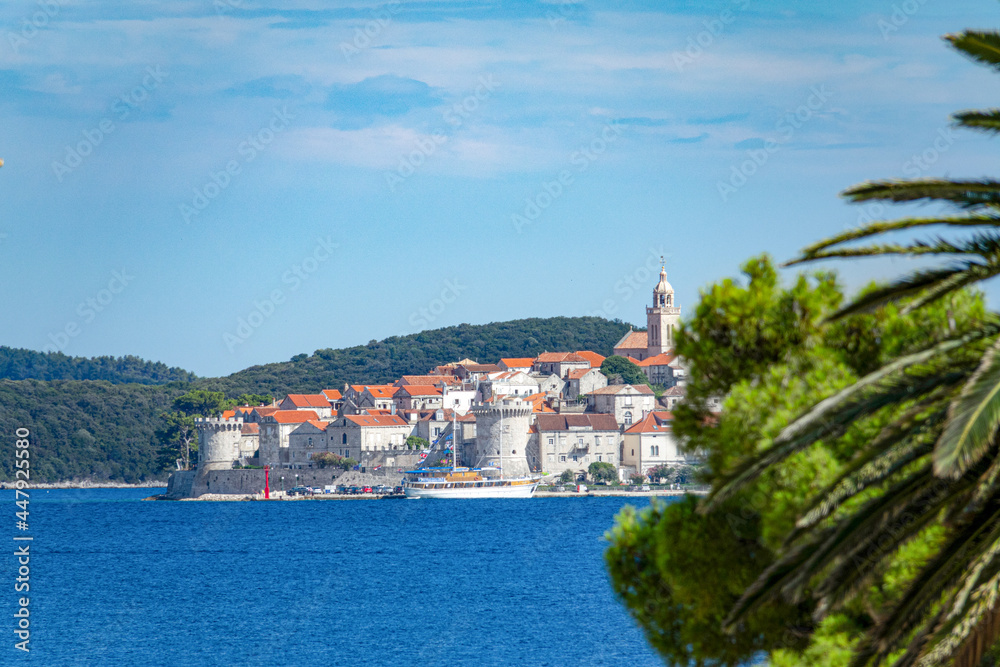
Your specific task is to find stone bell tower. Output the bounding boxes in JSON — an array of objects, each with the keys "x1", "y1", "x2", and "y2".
[{"x1": 646, "y1": 257, "x2": 681, "y2": 356}]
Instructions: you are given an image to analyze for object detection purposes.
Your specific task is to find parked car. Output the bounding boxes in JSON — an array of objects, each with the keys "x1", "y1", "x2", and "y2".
[
  {"x1": 362, "y1": 486, "x2": 373, "y2": 494},
  {"x1": 373, "y1": 485, "x2": 388, "y2": 494},
  {"x1": 641, "y1": 484, "x2": 651, "y2": 492},
  {"x1": 393, "y1": 485, "x2": 404, "y2": 495},
  {"x1": 287, "y1": 486, "x2": 310, "y2": 496},
  {"x1": 347, "y1": 486, "x2": 360, "y2": 495},
  {"x1": 335, "y1": 485, "x2": 348, "y2": 494}
]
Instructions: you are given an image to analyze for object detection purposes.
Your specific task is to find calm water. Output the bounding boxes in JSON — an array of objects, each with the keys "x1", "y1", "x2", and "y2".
[{"x1": 1, "y1": 489, "x2": 668, "y2": 666}]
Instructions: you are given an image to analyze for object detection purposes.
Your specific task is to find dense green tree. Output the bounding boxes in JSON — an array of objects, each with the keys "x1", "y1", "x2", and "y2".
[
  {"x1": 599, "y1": 355, "x2": 650, "y2": 387},
  {"x1": 695, "y1": 28, "x2": 1000, "y2": 667},
  {"x1": 406, "y1": 436, "x2": 430, "y2": 450},
  {"x1": 0, "y1": 347, "x2": 197, "y2": 384},
  {"x1": 172, "y1": 389, "x2": 228, "y2": 417},
  {"x1": 605, "y1": 253, "x2": 991, "y2": 666},
  {"x1": 559, "y1": 469, "x2": 575, "y2": 484},
  {"x1": 311, "y1": 453, "x2": 358, "y2": 470},
  {"x1": 588, "y1": 461, "x2": 618, "y2": 483},
  {"x1": 155, "y1": 411, "x2": 197, "y2": 471}
]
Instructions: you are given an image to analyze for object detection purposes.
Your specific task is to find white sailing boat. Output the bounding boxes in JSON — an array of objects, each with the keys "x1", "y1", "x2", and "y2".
[{"x1": 402, "y1": 408, "x2": 539, "y2": 498}]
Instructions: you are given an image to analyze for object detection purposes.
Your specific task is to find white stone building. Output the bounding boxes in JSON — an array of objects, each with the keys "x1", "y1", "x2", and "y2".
[
  {"x1": 286, "y1": 419, "x2": 331, "y2": 469},
  {"x1": 529, "y1": 413, "x2": 621, "y2": 475},
  {"x1": 258, "y1": 410, "x2": 320, "y2": 467},
  {"x1": 478, "y1": 371, "x2": 540, "y2": 400},
  {"x1": 564, "y1": 367, "x2": 608, "y2": 399},
  {"x1": 589, "y1": 384, "x2": 656, "y2": 428},
  {"x1": 325, "y1": 414, "x2": 413, "y2": 456},
  {"x1": 533, "y1": 352, "x2": 591, "y2": 377},
  {"x1": 278, "y1": 394, "x2": 334, "y2": 419},
  {"x1": 621, "y1": 411, "x2": 695, "y2": 474}
]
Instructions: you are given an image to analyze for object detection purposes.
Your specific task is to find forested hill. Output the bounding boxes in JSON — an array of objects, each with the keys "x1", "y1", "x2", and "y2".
[
  {"x1": 197, "y1": 317, "x2": 634, "y2": 396},
  {"x1": 0, "y1": 347, "x2": 198, "y2": 384},
  {"x1": 0, "y1": 316, "x2": 634, "y2": 483}
]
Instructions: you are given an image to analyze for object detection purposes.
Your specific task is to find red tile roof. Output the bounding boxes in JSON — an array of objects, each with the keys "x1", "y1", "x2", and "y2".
[
  {"x1": 284, "y1": 394, "x2": 332, "y2": 408},
  {"x1": 240, "y1": 423, "x2": 259, "y2": 435},
  {"x1": 535, "y1": 413, "x2": 620, "y2": 431},
  {"x1": 590, "y1": 384, "x2": 654, "y2": 395},
  {"x1": 625, "y1": 411, "x2": 674, "y2": 434},
  {"x1": 535, "y1": 352, "x2": 588, "y2": 363},
  {"x1": 398, "y1": 385, "x2": 443, "y2": 397},
  {"x1": 614, "y1": 331, "x2": 648, "y2": 351},
  {"x1": 636, "y1": 353, "x2": 677, "y2": 367},
  {"x1": 322, "y1": 389, "x2": 342, "y2": 401},
  {"x1": 221, "y1": 410, "x2": 236, "y2": 420},
  {"x1": 253, "y1": 407, "x2": 279, "y2": 416},
  {"x1": 523, "y1": 392, "x2": 555, "y2": 413},
  {"x1": 342, "y1": 414, "x2": 409, "y2": 427},
  {"x1": 460, "y1": 363, "x2": 502, "y2": 373},
  {"x1": 399, "y1": 375, "x2": 460, "y2": 386},
  {"x1": 566, "y1": 369, "x2": 592, "y2": 380},
  {"x1": 269, "y1": 410, "x2": 320, "y2": 424},
  {"x1": 500, "y1": 357, "x2": 535, "y2": 368},
  {"x1": 575, "y1": 350, "x2": 606, "y2": 368}
]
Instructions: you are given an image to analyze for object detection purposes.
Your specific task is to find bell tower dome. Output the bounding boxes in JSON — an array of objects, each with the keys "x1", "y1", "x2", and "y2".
[{"x1": 646, "y1": 257, "x2": 681, "y2": 355}]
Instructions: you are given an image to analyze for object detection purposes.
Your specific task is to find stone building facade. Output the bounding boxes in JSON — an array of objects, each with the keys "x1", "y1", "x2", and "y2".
[{"x1": 528, "y1": 413, "x2": 620, "y2": 476}]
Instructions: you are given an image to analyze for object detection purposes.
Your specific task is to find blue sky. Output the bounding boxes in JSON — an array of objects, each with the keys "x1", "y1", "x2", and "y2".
[{"x1": 2, "y1": 0, "x2": 999, "y2": 377}]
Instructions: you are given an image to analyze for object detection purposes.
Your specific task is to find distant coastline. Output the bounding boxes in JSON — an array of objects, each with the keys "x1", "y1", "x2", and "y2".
[{"x1": 0, "y1": 480, "x2": 167, "y2": 490}]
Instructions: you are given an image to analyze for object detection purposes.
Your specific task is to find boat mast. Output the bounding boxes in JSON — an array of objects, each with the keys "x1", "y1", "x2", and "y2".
[{"x1": 499, "y1": 402, "x2": 504, "y2": 480}]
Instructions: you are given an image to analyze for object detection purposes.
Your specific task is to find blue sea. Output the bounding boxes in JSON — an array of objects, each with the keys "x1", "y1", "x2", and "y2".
[{"x1": 1, "y1": 489, "x2": 669, "y2": 666}]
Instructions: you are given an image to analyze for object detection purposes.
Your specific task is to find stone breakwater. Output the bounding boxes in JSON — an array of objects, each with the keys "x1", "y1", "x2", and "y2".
[{"x1": 162, "y1": 467, "x2": 404, "y2": 499}]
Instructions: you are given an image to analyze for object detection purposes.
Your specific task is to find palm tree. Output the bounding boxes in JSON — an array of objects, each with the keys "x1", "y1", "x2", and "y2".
[{"x1": 705, "y1": 30, "x2": 1000, "y2": 667}]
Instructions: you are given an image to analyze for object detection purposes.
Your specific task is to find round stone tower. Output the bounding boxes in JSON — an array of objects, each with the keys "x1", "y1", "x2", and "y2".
[
  {"x1": 194, "y1": 417, "x2": 243, "y2": 471},
  {"x1": 470, "y1": 397, "x2": 532, "y2": 478}
]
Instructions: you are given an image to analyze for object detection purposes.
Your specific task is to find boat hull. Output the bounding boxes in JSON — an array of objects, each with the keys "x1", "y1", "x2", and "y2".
[{"x1": 403, "y1": 481, "x2": 538, "y2": 499}]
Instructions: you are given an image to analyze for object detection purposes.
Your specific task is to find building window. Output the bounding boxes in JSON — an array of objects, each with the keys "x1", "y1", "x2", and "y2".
[
  {"x1": 624, "y1": 411, "x2": 633, "y2": 426},
  {"x1": 560, "y1": 455, "x2": 566, "y2": 462},
  {"x1": 625, "y1": 396, "x2": 632, "y2": 406},
  {"x1": 594, "y1": 436, "x2": 600, "y2": 446},
  {"x1": 578, "y1": 437, "x2": 584, "y2": 445},
  {"x1": 572, "y1": 455, "x2": 578, "y2": 462},
  {"x1": 597, "y1": 455, "x2": 602, "y2": 462},
  {"x1": 342, "y1": 433, "x2": 347, "y2": 444}
]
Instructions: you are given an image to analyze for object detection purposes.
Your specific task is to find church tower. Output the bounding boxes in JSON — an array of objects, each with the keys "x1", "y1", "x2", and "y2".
[{"x1": 646, "y1": 258, "x2": 681, "y2": 356}]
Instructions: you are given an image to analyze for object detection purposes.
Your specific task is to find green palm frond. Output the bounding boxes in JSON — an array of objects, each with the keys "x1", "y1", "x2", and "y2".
[
  {"x1": 792, "y1": 215, "x2": 1000, "y2": 261},
  {"x1": 851, "y1": 504, "x2": 1000, "y2": 667},
  {"x1": 954, "y1": 109, "x2": 1000, "y2": 133},
  {"x1": 827, "y1": 266, "x2": 975, "y2": 320},
  {"x1": 947, "y1": 30, "x2": 1000, "y2": 71},
  {"x1": 705, "y1": 333, "x2": 990, "y2": 510},
  {"x1": 899, "y1": 262, "x2": 1000, "y2": 316},
  {"x1": 936, "y1": 339, "x2": 1000, "y2": 478},
  {"x1": 843, "y1": 179, "x2": 1000, "y2": 209}
]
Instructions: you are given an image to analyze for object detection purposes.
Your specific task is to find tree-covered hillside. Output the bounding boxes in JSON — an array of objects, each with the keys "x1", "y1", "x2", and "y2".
[
  {"x1": 0, "y1": 379, "x2": 187, "y2": 483},
  {"x1": 0, "y1": 316, "x2": 634, "y2": 482},
  {"x1": 0, "y1": 347, "x2": 197, "y2": 384},
  {"x1": 198, "y1": 317, "x2": 634, "y2": 396}
]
